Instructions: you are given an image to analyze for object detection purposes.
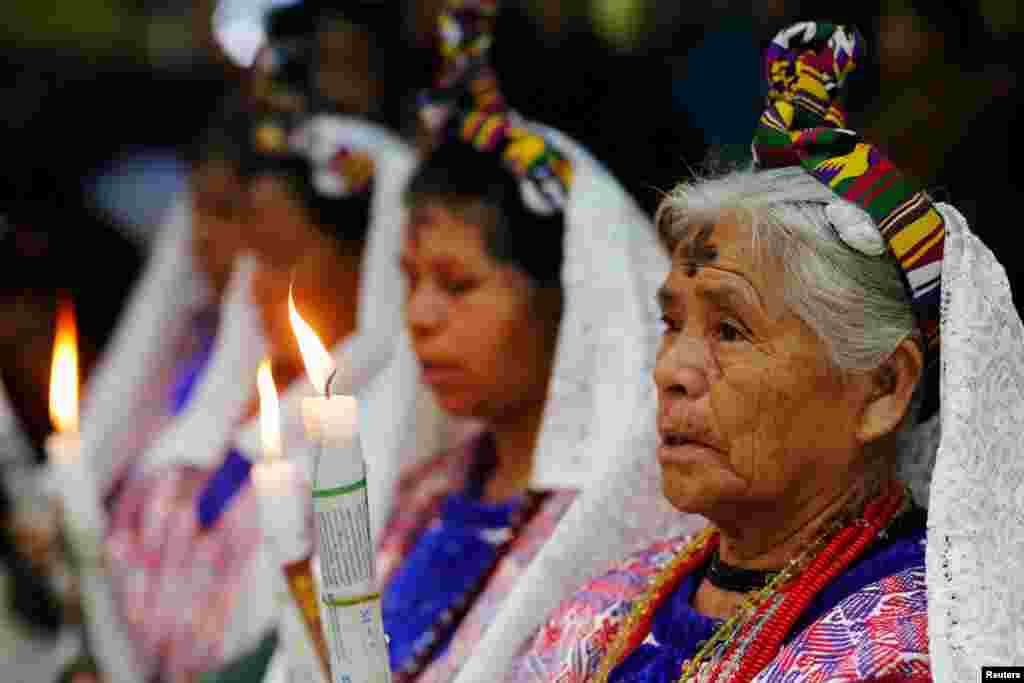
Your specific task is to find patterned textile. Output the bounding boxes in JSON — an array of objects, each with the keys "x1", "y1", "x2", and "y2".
[
  {"x1": 752, "y1": 22, "x2": 944, "y2": 373},
  {"x1": 418, "y1": 0, "x2": 573, "y2": 216},
  {"x1": 104, "y1": 335, "x2": 264, "y2": 679},
  {"x1": 376, "y1": 432, "x2": 577, "y2": 682},
  {"x1": 511, "y1": 530, "x2": 930, "y2": 683}
]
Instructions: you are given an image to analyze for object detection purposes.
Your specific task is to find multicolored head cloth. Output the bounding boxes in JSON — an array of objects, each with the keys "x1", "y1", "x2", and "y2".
[
  {"x1": 418, "y1": 0, "x2": 573, "y2": 216},
  {"x1": 752, "y1": 21, "x2": 944, "y2": 374}
]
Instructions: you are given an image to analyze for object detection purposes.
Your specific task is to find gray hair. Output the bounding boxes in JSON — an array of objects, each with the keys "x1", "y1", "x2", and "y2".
[{"x1": 655, "y1": 165, "x2": 917, "y2": 374}]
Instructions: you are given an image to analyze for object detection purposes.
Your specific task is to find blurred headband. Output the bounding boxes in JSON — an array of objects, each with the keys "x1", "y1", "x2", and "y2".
[
  {"x1": 418, "y1": 0, "x2": 573, "y2": 216},
  {"x1": 752, "y1": 22, "x2": 944, "y2": 372}
]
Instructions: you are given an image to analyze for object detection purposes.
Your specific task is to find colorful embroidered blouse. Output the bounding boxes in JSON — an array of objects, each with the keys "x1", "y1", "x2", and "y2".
[
  {"x1": 104, "y1": 319, "x2": 265, "y2": 679},
  {"x1": 511, "y1": 511, "x2": 930, "y2": 683},
  {"x1": 376, "y1": 432, "x2": 577, "y2": 683}
]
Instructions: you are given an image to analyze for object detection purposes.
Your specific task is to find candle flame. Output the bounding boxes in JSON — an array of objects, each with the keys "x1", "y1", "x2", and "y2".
[
  {"x1": 257, "y1": 358, "x2": 282, "y2": 459},
  {"x1": 49, "y1": 298, "x2": 79, "y2": 434},
  {"x1": 288, "y1": 284, "x2": 334, "y2": 394}
]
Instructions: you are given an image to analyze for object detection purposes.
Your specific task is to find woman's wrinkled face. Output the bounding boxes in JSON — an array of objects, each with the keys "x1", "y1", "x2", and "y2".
[
  {"x1": 654, "y1": 216, "x2": 873, "y2": 524},
  {"x1": 400, "y1": 204, "x2": 558, "y2": 421},
  {"x1": 190, "y1": 159, "x2": 247, "y2": 295}
]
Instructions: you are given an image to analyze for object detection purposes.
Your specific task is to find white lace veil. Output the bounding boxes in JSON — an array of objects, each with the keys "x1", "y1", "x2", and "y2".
[
  {"x1": 79, "y1": 194, "x2": 211, "y2": 493},
  {"x1": 924, "y1": 203, "x2": 1024, "y2": 678},
  {"x1": 358, "y1": 122, "x2": 705, "y2": 674}
]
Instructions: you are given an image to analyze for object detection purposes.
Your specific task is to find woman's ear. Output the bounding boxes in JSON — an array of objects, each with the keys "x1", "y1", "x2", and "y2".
[{"x1": 857, "y1": 338, "x2": 924, "y2": 444}]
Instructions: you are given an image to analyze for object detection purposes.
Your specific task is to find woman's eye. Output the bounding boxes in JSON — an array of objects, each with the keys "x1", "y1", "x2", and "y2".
[
  {"x1": 444, "y1": 279, "x2": 476, "y2": 296},
  {"x1": 718, "y1": 320, "x2": 747, "y2": 343},
  {"x1": 660, "y1": 315, "x2": 681, "y2": 333}
]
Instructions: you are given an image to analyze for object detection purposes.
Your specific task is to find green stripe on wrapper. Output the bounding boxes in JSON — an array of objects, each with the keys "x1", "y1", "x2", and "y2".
[
  {"x1": 312, "y1": 478, "x2": 368, "y2": 498},
  {"x1": 323, "y1": 591, "x2": 382, "y2": 607}
]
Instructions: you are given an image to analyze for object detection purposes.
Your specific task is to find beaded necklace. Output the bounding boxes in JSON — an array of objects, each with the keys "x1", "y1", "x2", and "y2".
[
  {"x1": 593, "y1": 482, "x2": 911, "y2": 683},
  {"x1": 391, "y1": 489, "x2": 551, "y2": 683}
]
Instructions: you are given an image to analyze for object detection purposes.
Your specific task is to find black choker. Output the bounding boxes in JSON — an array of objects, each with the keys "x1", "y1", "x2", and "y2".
[{"x1": 706, "y1": 548, "x2": 780, "y2": 593}]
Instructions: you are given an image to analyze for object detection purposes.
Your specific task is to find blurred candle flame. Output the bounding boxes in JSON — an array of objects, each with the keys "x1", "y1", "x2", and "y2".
[
  {"x1": 288, "y1": 284, "x2": 334, "y2": 394},
  {"x1": 257, "y1": 358, "x2": 282, "y2": 460},
  {"x1": 49, "y1": 298, "x2": 79, "y2": 434}
]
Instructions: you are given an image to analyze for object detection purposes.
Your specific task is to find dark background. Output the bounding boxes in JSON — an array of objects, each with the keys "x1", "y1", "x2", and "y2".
[{"x1": 1, "y1": 0, "x2": 1021, "y2": 447}]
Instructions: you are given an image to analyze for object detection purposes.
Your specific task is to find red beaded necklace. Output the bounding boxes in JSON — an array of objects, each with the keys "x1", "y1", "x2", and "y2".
[{"x1": 594, "y1": 482, "x2": 910, "y2": 683}]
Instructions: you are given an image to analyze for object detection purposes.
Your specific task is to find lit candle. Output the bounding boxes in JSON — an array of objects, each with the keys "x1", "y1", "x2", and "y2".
[
  {"x1": 290, "y1": 289, "x2": 390, "y2": 683},
  {"x1": 46, "y1": 299, "x2": 148, "y2": 683},
  {"x1": 252, "y1": 359, "x2": 306, "y2": 562},
  {"x1": 45, "y1": 298, "x2": 103, "y2": 553}
]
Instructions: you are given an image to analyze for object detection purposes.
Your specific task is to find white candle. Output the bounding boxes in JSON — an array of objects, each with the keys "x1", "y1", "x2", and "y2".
[
  {"x1": 46, "y1": 299, "x2": 146, "y2": 683},
  {"x1": 290, "y1": 289, "x2": 391, "y2": 683},
  {"x1": 254, "y1": 360, "x2": 308, "y2": 564},
  {"x1": 46, "y1": 299, "x2": 104, "y2": 557}
]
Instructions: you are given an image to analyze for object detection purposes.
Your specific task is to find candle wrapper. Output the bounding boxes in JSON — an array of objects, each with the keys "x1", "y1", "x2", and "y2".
[{"x1": 312, "y1": 427, "x2": 391, "y2": 683}]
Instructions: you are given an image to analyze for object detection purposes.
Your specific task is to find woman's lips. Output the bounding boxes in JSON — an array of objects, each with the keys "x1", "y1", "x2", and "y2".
[
  {"x1": 420, "y1": 362, "x2": 463, "y2": 386},
  {"x1": 656, "y1": 434, "x2": 723, "y2": 468}
]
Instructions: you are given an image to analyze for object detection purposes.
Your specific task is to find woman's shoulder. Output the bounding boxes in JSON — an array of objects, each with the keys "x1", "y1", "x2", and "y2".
[
  {"x1": 759, "y1": 564, "x2": 930, "y2": 682},
  {"x1": 508, "y1": 534, "x2": 696, "y2": 683}
]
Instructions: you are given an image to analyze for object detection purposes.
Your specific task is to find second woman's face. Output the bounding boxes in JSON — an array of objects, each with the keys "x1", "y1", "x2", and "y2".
[
  {"x1": 190, "y1": 160, "x2": 247, "y2": 296},
  {"x1": 400, "y1": 204, "x2": 558, "y2": 421}
]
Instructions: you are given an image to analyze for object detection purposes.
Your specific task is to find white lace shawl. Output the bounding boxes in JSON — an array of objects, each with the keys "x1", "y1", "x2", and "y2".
[
  {"x1": 925, "y1": 204, "x2": 1024, "y2": 678},
  {"x1": 78, "y1": 194, "x2": 212, "y2": 494}
]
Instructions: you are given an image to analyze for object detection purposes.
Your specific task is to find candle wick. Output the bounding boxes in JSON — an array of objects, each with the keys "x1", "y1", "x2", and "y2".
[{"x1": 324, "y1": 368, "x2": 337, "y2": 398}]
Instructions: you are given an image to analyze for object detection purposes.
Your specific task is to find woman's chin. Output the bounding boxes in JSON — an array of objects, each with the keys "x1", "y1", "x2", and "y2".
[{"x1": 659, "y1": 464, "x2": 747, "y2": 517}]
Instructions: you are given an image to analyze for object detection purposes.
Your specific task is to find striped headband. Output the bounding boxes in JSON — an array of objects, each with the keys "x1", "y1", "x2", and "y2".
[
  {"x1": 418, "y1": 0, "x2": 573, "y2": 216},
  {"x1": 752, "y1": 21, "x2": 944, "y2": 371}
]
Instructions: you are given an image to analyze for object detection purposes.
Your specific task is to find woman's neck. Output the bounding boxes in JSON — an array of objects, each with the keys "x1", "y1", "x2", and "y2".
[
  {"x1": 694, "y1": 472, "x2": 893, "y2": 619},
  {"x1": 482, "y1": 399, "x2": 547, "y2": 503}
]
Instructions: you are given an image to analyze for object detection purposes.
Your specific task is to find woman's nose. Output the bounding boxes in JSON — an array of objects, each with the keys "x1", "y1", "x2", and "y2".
[
  {"x1": 654, "y1": 334, "x2": 710, "y2": 400},
  {"x1": 406, "y1": 285, "x2": 446, "y2": 338}
]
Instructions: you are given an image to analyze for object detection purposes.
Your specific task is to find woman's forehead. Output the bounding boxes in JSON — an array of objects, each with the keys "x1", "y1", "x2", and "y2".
[
  {"x1": 671, "y1": 218, "x2": 761, "y2": 280},
  {"x1": 405, "y1": 204, "x2": 487, "y2": 256},
  {"x1": 666, "y1": 217, "x2": 784, "y2": 317}
]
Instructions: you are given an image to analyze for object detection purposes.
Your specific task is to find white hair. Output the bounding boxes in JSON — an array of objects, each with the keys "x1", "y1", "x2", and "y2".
[
  {"x1": 657, "y1": 165, "x2": 926, "y2": 444},
  {"x1": 655, "y1": 165, "x2": 917, "y2": 373}
]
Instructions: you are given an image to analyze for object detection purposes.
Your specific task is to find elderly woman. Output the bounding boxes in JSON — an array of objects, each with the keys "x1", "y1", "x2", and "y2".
[
  {"x1": 450, "y1": 23, "x2": 1024, "y2": 683},
  {"x1": 361, "y1": 3, "x2": 670, "y2": 682}
]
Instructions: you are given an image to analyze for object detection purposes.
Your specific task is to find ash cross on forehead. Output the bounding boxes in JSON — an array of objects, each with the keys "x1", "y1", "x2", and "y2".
[{"x1": 679, "y1": 223, "x2": 718, "y2": 276}]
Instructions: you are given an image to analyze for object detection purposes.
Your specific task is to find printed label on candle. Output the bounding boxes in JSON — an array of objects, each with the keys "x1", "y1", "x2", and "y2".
[
  {"x1": 321, "y1": 594, "x2": 391, "y2": 683},
  {"x1": 313, "y1": 480, "x2": 374, "y2": 594},
  {"x1": 284, "y1": 557, "x2": 332, "y2": 682}
]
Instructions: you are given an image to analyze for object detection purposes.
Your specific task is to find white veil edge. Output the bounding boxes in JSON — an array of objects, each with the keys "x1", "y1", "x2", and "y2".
[
  {"x1": 926, "y1": 203, "x2": 1024, "y2": 679},
  {"x1": 79, "y1": 195, "x2": 209, "y2": 494}
]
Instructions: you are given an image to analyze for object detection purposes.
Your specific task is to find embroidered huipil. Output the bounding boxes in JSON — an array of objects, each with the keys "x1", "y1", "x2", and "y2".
[
  {"x1": 104, "y1": 316, "x2": 264, "y2": 678},
  {"x1": 511, "y1": 511, "x2": 930, "y2": 683},
  {"x1": 377, "y1": 432, "x2": 577, "y2": 683}
]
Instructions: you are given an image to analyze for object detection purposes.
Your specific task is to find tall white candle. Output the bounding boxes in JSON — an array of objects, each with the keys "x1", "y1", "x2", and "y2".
[
  {"x1": 253, "y1": 359, "x2": 308, "y2": 564},
  {"x1": 46, "y1": 299, "x2": 104, "y2": 556},
  {"x1": 47, "y1": 299, "x2": 146, "y2": 683},
  {"x1": 290, "y1": 289, "x2": 391, "y2": 683}
]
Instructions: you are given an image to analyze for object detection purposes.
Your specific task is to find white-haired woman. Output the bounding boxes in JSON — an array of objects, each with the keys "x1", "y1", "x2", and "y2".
[{"x1": 457, "y1": 23, "x2": 1024, "y2": 683}]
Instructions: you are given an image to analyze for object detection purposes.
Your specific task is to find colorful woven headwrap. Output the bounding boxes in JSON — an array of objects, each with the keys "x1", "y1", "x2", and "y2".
[
  {"x1": 753, "y1": 21, "x2": 944, "y2": 371},
  {"x1": 418, "y1": 0, "x2": 573, "y2": 216}
]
